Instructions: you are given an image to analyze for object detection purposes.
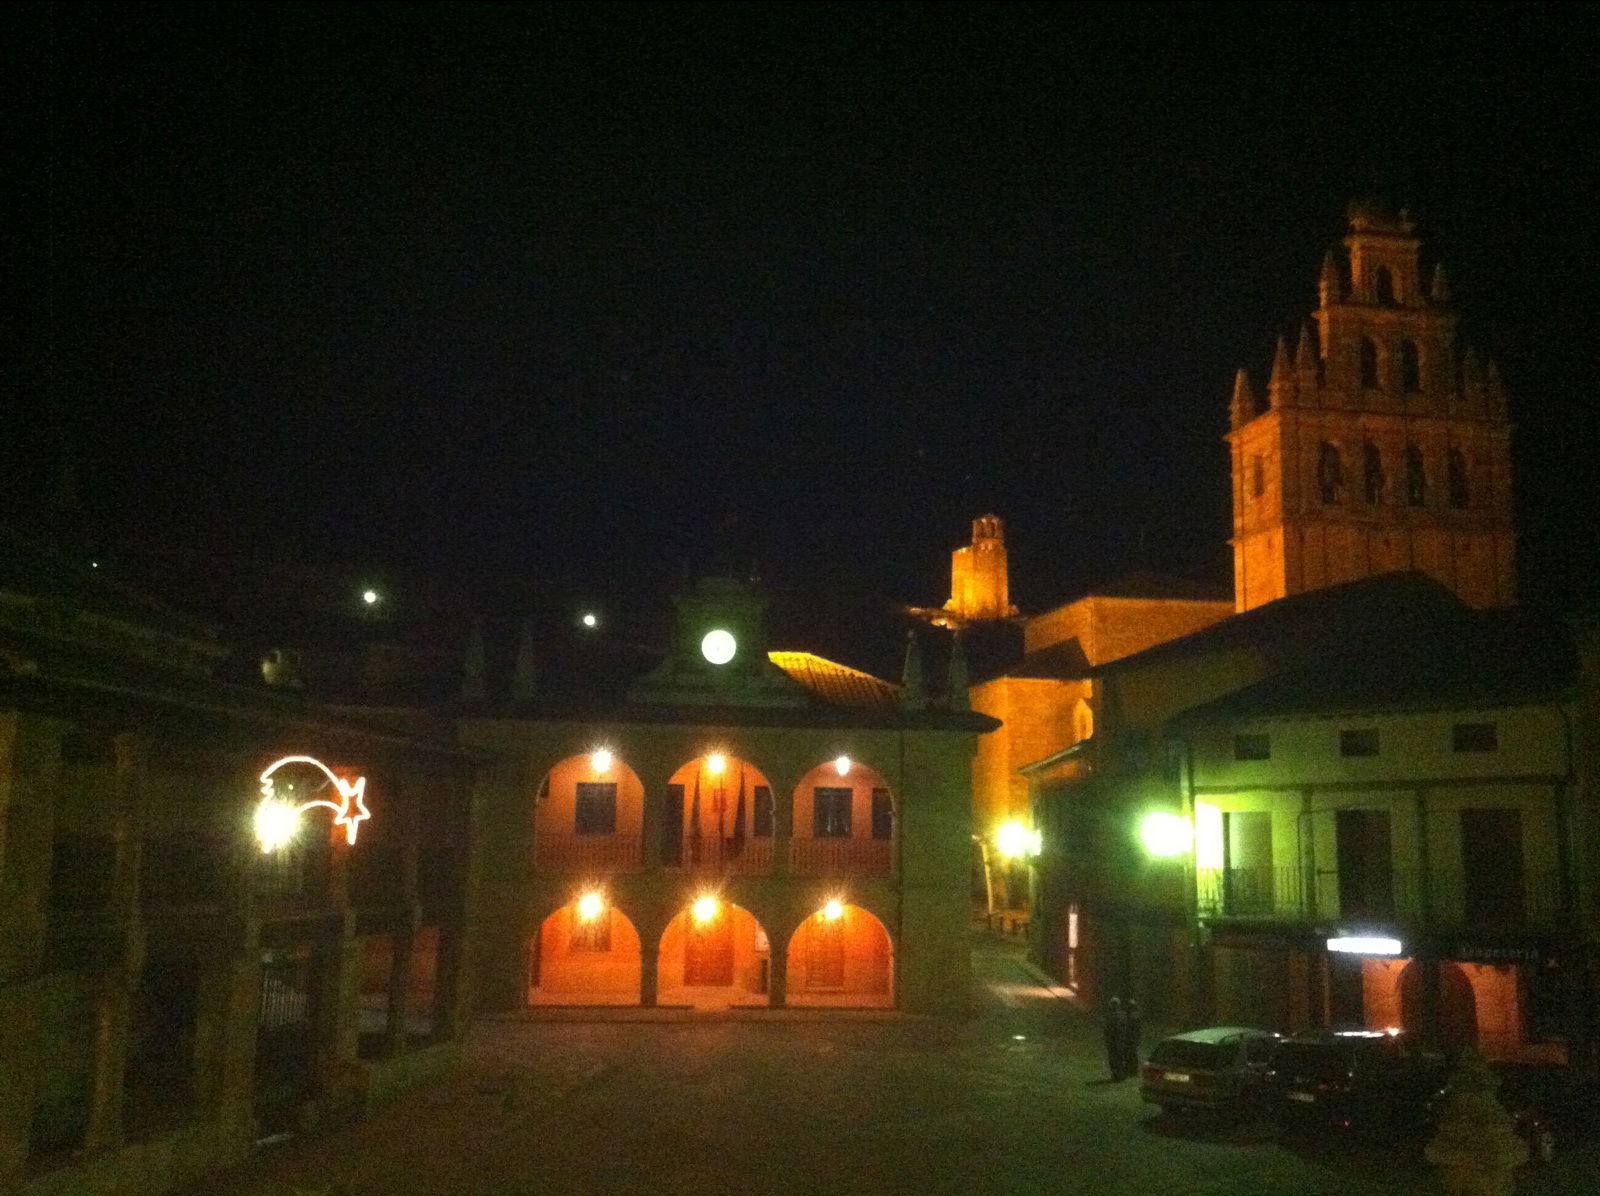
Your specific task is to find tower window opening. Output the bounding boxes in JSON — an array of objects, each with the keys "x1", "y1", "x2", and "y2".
[
  {"x1": 1447, "y1": 448, "x2": 1470, "y2": 509},
  {"x1": 1251, "y1": 455, "x2": 1265, "y2": 498},
  {"x1": 1363, "y1": 443, "x2": 1385, "y2": 505},
  {"x1": 1374, "y1": 265, "x2": 1397, "y2": 306},
  {"x1": 1401, "y1": 340, "x2": 1421, "y2": 393},
  {"x1": 1317, "y1": 443, "x2": 1345, "y2": 505},
  {"x1": 1405, "y1": 445, "x2": 1427, "y2": 507},
  {"x1": 1359, "y1": 338, "x2": 1379, "y2": 390}
]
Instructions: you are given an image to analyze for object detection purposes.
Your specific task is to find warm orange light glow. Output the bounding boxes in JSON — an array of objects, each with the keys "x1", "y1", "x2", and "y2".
[
  {"x1": 706, "y1": 753, "x2": 726, "y2": 776},
  {"x1": 257, "y1": 755, "x2": 371, "y2": 850},
  {"x1": 692, "y1": 896, "x2": 719, "y2": 923},
  {"x1": 834, "y1": 755, "x2": 851, "y2": 776},
  {"x1": 822, "y1": 899, "x2": 844, "y2": 921},
  {"x1": 576, "y1": 892, "x2": 605, "y2": 922},
  {"x1": 591, "y1": 748, "x2": 613, "y2": 773}
]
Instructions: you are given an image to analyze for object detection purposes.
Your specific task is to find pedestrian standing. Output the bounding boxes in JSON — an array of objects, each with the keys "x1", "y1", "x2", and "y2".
[
  {"x1": 1121, "y1": 998, "x2": 1143, "y2": 1080},
  {"x1": 1102, "y1": 996, "x2": 1127, "y2": 1079}
]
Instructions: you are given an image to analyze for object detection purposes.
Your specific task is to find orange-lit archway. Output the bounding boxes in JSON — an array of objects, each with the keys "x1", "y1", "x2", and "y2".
[
  {"x1": 534, "y1": 751, "x2": 646, "y2": 872},
  {"x1": 526, "y1": 896, "x2": 642, "y2": 1006},
  {"x1": 656, "y1": 898, "x2": 770, "y2": 1009},
  {"x1": 790, "y1": 759, "x2": 895, "y2": 877},
  {"x1": 664, "y1": 755, "x2": 776, "y2": 873},
  {"x1": 786, "y1": 902, "x2": 893, "y2": 1008}
]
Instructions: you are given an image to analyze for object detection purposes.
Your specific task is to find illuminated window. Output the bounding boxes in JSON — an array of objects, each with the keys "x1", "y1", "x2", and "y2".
[
  {"x1": 1405, "y1": 445, "x2": 1427, "y2": 506},
  {"x1": 753, "y1": 785, "x2": 774, "y2": 837},
  {"x1": 1233, "y1": 733, "x2": 1271, "y2": 761},
  {"x1": 871, "y1": 788, "x2": 893, "y2": 841},
  {"x1": 813, "y1": 787, "x2": 852, "y2": 838},
  {"x1": 1452, "y1": 723, "x2": 1497, "y2": 753},
  {"x1": 1363, "y1": 443, "x2": 1384, "y2": 504},
  {"x1": 570, "y1": 909, "x2": 612, "y2": 952},
  {"x1": 574, "y1": 782, "x2": 617, "y2": 835},
  {"x1": 1401, "y1": 340, "x2": 1421, "y2": 393},
  {"x1": 1359, "y1": 338, "x2": 1379, "y2": 389},
  {"x1": 1447, "y1": 448, "x2": 1470, "y2": 509},
  {"x1": 1340, "y1": 728, "x2": 1380, "y2": 758}
]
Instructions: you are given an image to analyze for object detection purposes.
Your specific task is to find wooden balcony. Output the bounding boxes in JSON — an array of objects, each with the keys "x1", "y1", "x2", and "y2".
[{"x1": 789, "y1": 837, "x2": 892, "y2": 877}]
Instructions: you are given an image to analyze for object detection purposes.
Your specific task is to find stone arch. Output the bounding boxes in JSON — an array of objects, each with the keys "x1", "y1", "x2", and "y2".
[
  {"x1": 1399, "y1": 959, "x2": 1478, "y2": 1049},
  {"x1": 533, "y1": 750, "x2": 646, "y2": 872},
  {"x1": 785, "y1": 902, "x2": 894, "y2": 1008},
  {"x1": 1405, "y1": 444, "x2": 1428, "y2": 506},
  {"x1": 1317, "y1": 442, "x2": 1345, "y2": 504},
  {"x1": 656, "y1": 898, "x2": 771, "y2": 1009},
  {"x1": 527, "y1": 895, "x2": 642, "y2": 1006},
  {"x1": 1400, "y1": 339, "x2": 1421, "y2": 393},
  {"x1": 791, "y1": 757, "x2": 897, "y2": 876},
  {"x1": 1362, "y1": 442, "x2": 1385, "y2": 504},
  {"x1": 664, "y1": 754, "x2": 777, "y2": 871},
  {"x1": 1447, "y1": 447, "x2": 1470, "y2": 509}
]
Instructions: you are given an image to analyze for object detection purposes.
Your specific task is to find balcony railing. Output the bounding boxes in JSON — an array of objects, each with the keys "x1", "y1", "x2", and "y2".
[
  {"x1": 1196, "y1": 866, "x2": 1565, "y2": 926},
  {"x1": 671, "y1": 835, "x2": 775, "y2": 875},
  {"x1": 534, "y1": 833, "x2": 642, "y2": 873},
  {"x1": 789, "y1": 836, "x2": 892, "y2": 877}
]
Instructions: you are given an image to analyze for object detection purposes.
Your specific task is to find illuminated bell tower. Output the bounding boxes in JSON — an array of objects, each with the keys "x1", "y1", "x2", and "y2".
[
  {"x1": 1229, "y1": 203, "x2": 1517, "y2": 612},
  {"x1": 944, "y1": 515, "x2": 1018, "y2": 624}
]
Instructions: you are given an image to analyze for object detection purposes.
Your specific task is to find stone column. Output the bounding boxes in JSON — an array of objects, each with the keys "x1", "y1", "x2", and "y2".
[
  {"x1": 639, "y1": 942, "x2": 659, "y2": 1007},
  {"x1": 767, "y1": 932, "x2": 789, "y2": 1008}
]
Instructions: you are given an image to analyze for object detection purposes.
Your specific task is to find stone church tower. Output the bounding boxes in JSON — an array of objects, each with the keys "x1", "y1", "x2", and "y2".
[
  {"x1": 1229, "y1": 203, "x2": 1517, "y2": 612},
  {"x1": 944, "y1": 515, "x2": 1018, "y2": 624}
]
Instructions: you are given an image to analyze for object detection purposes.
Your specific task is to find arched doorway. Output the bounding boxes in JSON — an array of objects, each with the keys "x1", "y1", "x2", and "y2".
[
  {"x1": 1399, "y1": 959, "x2": 1478, "y2": 1048},
  {"x1": 526, "y1": 895, "x2": 642, "y2": 1006},
  {"x1": 656, "y1": 898, "x2": 769, "y2": 1009},
  {"x1": 786, "y1": 902, "x2": 893, "y2": 1008}
]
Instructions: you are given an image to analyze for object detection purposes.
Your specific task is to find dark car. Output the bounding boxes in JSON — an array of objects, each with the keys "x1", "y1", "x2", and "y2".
[
  {"x1": 1266, "y1": 1029, "x2": 1448, "y2": 1138},
  {"x1": 1140, "y1": 1026, "x2": 1282, "y2": 1115}
]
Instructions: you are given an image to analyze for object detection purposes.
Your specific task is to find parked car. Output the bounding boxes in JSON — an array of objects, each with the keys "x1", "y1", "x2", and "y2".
[
  {"x1": 1429, "y1": 1059, "x2": 1600, "y2": 1164},
  {"x1": 1266, "y1": 1029, "x2": 1448, "y2": 1138},
  {"x1": 1140, "y1": 1026, "x2": 1282, "y2": 1115}
]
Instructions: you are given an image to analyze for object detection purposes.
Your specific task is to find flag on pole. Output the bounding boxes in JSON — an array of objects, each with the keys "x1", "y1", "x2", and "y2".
[
  {"x1": 731, "y1": 765, "x2": 747, "y2": 856},
  {"x1": 689, "y1": 767, "x2": 702, "y2": 851}
]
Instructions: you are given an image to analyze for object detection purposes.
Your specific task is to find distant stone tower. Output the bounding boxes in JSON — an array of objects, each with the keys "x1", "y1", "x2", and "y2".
[
  {"x1": 1229, "y1": 203, "x2": 1517, "y2": 612},
  {"x1": 944, "y1": 515, "x2": 1018, "y2": 623}
]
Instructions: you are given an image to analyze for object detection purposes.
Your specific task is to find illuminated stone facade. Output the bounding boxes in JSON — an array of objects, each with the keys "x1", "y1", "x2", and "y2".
[
  {"x1": 1229, "y1": 202, "x2": 1517, "y2": 612},
  {"x1": 943, "y1": 515, "x2": 1017, "y2": 625}
]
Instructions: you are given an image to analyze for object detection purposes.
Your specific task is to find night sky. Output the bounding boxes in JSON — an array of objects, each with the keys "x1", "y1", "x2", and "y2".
[{"x1": 24, "y1": 3, "x2": 1600, "y2": 671}]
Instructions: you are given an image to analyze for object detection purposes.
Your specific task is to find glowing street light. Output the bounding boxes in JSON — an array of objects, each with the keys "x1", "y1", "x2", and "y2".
[
  {"x1": 576, "y1": 892, "x2": 605, "y2": 922},
  {"x1": 1139, "y1": 811, "x2": 1193, "y2": 857},
  {"x1": 996, "y1": 820, "x2": 1038, "y2": 860},
  {"x1": 822, "y1": 899, "x2": 844, "y2": 921},
  {"x1": 591, "y1": 748, "x2": 613, "y2": 773},
  {"x1": 581, "y1": 611, "x2": 599, "y2": 629},
  {"x1": 834, "y1": 755, "x2": 851, "y2": 776},
  {"x1": 692, "y1": 896, "x2": 719, "y2": 923},
  {"x1": 701, "y1": 628, "x2": 737, "y2": 665},
  {"x1": 706, "y1": 753, "x2": 726, "y2": 776},
  {"x1": 253, "y1": 799, "x2": 301, "y2": 854},
  {"x1": 361, "y1": 588, "x2": 380, "y2": 607}
]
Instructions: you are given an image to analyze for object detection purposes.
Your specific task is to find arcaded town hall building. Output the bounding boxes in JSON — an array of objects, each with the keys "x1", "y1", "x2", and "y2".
[{"x1": 460, "y1": 577, "x2": 993, "y2": 1017}]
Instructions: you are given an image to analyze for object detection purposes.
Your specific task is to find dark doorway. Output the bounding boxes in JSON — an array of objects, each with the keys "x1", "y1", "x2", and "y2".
[
  {"x1": 254, "y1": 942, "x2": 320, "y2": 1138},
  {"x1": 1460, "y1": 809, "x2": 1525, "y2": 922}
]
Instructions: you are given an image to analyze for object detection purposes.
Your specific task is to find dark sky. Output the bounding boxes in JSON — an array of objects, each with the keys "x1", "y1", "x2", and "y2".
[{"x1": 23, "y1": 2, "x2": 1600, "y2": 666}]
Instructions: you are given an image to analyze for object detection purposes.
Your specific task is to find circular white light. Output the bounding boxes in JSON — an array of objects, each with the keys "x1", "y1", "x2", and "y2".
[
  {"x1": 591, "y1": 748, "x2": 613, "y2": 773},
  {"x1": 581, "y1": 612, "x2": 599, "y2": 629},
  {"x1": 701, "y1": 628, "x2": 737, "y2": 665},
  {"x1": 706, "y1": 753, "x2": 726, "y2": 776},
  {"x1": 692, "y1": 896, "x2": 719, "y2": 923},
  {"x1": 576, "y1": 892, "x2": 605, "y2": 922},
  {"x1": 822, "y1": 899, "x2": 844, "y2": 921},
  {"x1": 361, "y1": 589, "x2": 380, "y2": 606},
  {"x1": 834, "y1": 755, "x2": 851, "y2": 776}
]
